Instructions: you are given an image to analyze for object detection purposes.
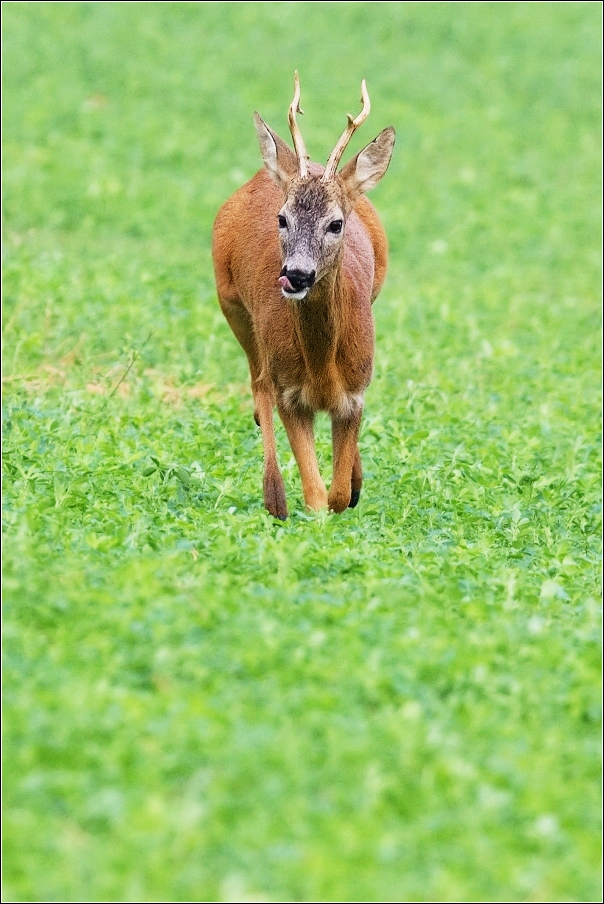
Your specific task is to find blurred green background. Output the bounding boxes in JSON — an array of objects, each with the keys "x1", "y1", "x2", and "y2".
[{"x1": 3, "y1": 2, "x2": 601, "y2": 901}]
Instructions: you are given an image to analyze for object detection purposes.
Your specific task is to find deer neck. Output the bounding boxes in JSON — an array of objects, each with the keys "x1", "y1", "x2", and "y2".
[{"x1": 291, "y1": 267, "x2": 346, "y2": 374}]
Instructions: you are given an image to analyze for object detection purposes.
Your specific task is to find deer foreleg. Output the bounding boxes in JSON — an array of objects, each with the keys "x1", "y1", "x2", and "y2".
[
  {"x1": 217, "y1": 296, "x2": 287, "y2": 519},
  {"x1": 278, "y1": 406, "x2": 328, "y2": 511},
  {"x1": 253, "y1": 382, "x2": 287, "y2": 521},
  {"x1": 329, "y1": 408, "x2": 363, "y2": 513}
]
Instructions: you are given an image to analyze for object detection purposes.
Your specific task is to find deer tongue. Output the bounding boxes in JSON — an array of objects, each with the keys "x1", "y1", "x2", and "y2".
[{"x1": 278, "y1": 275, "x2": 296, "y2": 293}]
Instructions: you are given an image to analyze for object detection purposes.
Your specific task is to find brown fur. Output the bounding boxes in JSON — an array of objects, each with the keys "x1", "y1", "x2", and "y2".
[{"x1": 212, "y1": 123, "x2": 393, "y2": 518}]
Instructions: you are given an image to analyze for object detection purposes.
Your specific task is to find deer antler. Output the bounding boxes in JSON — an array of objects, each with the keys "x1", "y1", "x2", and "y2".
[
  {"x1": 288, "y1": 71, "x2": 309, "y2": 179},
  {"x1": 321, "y1": 80, "x2": 371, "y2": 183}
]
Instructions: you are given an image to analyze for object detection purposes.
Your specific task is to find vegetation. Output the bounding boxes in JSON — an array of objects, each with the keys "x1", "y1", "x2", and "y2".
[{"x1": 3, "y1": 2, "x2": 601, "y2": 900}]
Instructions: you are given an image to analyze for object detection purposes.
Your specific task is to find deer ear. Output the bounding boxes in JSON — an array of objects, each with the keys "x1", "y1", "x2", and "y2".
[
  {"x1": 254, "y1": 113, "x2": 299, "y2": 189},
  {"x1": 339, "y1": 126, "x2": 395, "y2": 199}
]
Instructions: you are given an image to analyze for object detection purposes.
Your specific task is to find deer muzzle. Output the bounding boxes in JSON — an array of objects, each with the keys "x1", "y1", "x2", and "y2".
[{"x1": 279, "y1": 267, "x2": 316, "y2": 299}]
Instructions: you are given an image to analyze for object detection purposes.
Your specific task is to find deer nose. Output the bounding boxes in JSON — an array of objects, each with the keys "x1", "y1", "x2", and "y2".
[{"x1": 281, "y1": 267, "x2": 316, "y2": 291}]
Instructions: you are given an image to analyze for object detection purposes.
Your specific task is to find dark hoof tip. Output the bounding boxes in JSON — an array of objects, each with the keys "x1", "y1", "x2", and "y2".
[{"x1": 349, "y1": 488, "x2": 361, "y2": 508}]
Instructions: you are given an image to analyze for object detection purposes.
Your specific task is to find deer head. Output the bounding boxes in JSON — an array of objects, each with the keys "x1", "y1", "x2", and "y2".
[{"x1": 254, "y1": 73, "x2": 395, "y2": 300}]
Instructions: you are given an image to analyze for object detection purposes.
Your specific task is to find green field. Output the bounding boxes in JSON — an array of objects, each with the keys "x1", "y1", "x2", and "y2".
[{"x1": 2, "y1": 2, "x2": 601, "y2": 901}]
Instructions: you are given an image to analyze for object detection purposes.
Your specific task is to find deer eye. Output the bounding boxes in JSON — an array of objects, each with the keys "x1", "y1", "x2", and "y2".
[
  {"x1": 277, "y1": 215, "x2": 288, "y2": 229},
  {"x1": 327, "y1": 219, "x2": 343, "y2": 234}
]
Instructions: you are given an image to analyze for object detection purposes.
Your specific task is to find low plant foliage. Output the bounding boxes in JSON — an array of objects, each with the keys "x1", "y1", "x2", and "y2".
[{"x1": 2, "y1": 2, "x2": 601, "y2": 901}]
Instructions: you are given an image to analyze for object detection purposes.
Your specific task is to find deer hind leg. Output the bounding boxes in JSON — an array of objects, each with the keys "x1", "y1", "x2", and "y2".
[
  {"x1": 217, "y1": 297, "x2": 262, "y2": 426},
  {"x1": 278, "y1": 404, "x2": 328, "y2": 511},
  {"x1": 256, "y1": 383, "x2": 288, "y2": 520},
  {"x1": 218, "y1": 297, "x2": 287, "y2": 520},
  {"x1": 328, "y1": 407, "x2": 363, "y2": 513},
  {"x1": 350, "y1": 445, "x2": 363, "y2": 508}
]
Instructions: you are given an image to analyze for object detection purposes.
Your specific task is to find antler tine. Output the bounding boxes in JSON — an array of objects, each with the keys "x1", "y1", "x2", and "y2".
[
  {"x1": 288, "y1": 71, "x2": 309, "y2": 179},
  {"x1": 321, "y1": 80, "x2": 371, "y2": 183}
]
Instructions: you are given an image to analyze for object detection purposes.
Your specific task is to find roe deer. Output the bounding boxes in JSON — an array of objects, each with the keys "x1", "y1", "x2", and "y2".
[{"x1": 212, "y1": 73, "x2": 395, "y2": 519}]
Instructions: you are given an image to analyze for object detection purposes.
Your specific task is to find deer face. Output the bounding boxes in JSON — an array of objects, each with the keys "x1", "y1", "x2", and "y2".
[
  {"x1": 254, "y1": 76, "x2": 395, "y2": 302},
  {"x1": 276, "y1": 177, "x2": 348, "y2": 300}
]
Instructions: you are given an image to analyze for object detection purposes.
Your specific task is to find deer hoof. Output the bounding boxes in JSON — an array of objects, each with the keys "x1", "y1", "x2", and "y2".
[
  {"x1": 264, "y1": 472, "x2": 288, "y2": 521},
  {"x1": 265, "y1": 499, "x2": 288, "y2": 521},
  {"x1": 349, "y1": 488, "x2": 361, "y2": 508}
]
